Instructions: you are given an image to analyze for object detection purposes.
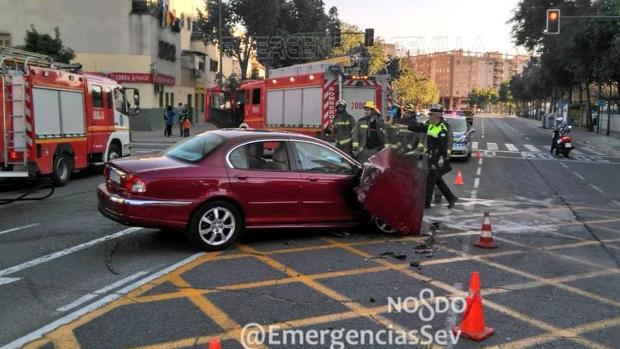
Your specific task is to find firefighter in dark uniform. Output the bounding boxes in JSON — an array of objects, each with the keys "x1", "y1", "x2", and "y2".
[
  {"x1": 352, "y1": 101, "x2": 386, "y2": 163},
  {"x1": 332, "y1": 99, "x2": 356, "y2": 156},
  {"x1": 395, "y1": 104, "x2": 422, "y2": 153},
  {"x1": 409, "y1": 111, "x2": 458, "y2": 209}
]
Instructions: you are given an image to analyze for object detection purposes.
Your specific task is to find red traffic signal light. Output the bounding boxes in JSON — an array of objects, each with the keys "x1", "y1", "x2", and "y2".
[{"x1": 546, "y1": 9, "x2": 560, "y2": 34}]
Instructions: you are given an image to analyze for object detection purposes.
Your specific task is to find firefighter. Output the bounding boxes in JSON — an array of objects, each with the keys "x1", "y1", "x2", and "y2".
[
  {"x1": 409, "y1": 111, "x2": 458, "y2": 209},
  {"x1": 332, "y1": 100, "x2": 356, "y2": 156},
  {"x1": 352, "y1": 101, "x2": 386, "y2": 162}
]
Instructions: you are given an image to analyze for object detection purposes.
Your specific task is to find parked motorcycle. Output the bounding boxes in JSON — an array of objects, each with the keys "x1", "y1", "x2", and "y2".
[{"x1": 555, "y1": 130, "x2": 574, "y2": 158}]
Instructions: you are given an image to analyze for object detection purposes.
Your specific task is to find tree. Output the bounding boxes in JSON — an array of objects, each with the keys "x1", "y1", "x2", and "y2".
[
  {"x1": 23, "y1": 26, "x2": 74, "y2": 63},
  {"x1": 468, "y1": 87, "x2": 498, "y2": 111},
  {"x1": 392, "y1": 60, "x2": 439, "y2": 109}
]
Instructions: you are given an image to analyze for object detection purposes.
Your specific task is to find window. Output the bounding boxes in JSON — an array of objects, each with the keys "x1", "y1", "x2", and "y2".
[
  {"x1": 229, "y1": 141, "x2": 290, "y2": 171},
  {"x1": 91, "y1": 85, "x2": 103, "y2": 108},
  {"x1": 0, "y1": 33, "x2": 10, "y2": 47},
  {"x1": 114, "y1": 88, "x2": 125, "y2": 113},
  {"x1": 210, "y1": 91, "x2": 231, "y2": 111},
  {"x1": 159, "y1": 91, "x2": 164, "y2": 108},
  {"x1": 104, "y1": 87, "x2": 113, "y2": 109},
  {"x1": 292, "y1": 142, "x2": 356, "y2": 175},
  {"x1": 165, "y1": 133, "x2": 224, "y2": 162},
  {"x1": 170, "y1": 92, "x2": 175, "y2": 106},
  {"x1": 252, "y1": 88, "x2": 261, "y2": 105},
  {"x1": 165, "y1": 92, "x2": 169, "y2": 107}
]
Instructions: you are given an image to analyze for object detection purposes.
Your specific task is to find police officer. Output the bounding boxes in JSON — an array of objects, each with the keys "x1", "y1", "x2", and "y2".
[
  {"x1": 332, "y1": 100, "x2": 356, "y2": 156},
  {"x1": 352, "y1": 101, "x2": 386, "y2": 162},
  {"x1": 409, "y1": 111, "x2": 458, "y2": 209}
]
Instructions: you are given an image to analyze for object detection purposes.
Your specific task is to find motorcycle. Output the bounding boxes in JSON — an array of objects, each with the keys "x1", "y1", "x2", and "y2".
[{"x1": 555, "y1": 129, "x2": 574, "y2": 158}]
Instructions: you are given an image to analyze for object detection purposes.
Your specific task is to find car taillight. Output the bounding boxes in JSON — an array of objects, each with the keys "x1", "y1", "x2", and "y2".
[{"x1": 123, "y1": 175, "x2": 147, "y2": 193}]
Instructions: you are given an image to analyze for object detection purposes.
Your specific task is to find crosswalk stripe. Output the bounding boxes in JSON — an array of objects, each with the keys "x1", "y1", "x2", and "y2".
[
  {"x1": 472, "y1": 142, "x2": 479, "y2": 151},
  {"x1": 572, "y1": 149, "x2": 583, "y2": 155},
  {"x1": 505, "y1": 143, "x2": 519, "y2": 152},
  {"x1": 524, "y1": 144, "x2": 539, "y2": 152},
  {"x1": 487, "y1": 142, "x2": 498, "y2": 150}
]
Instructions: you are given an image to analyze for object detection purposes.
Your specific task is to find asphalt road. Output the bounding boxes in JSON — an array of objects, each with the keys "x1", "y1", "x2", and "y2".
[{"x1": 0, "y1": 115, "x2": 619, "y2": 349}]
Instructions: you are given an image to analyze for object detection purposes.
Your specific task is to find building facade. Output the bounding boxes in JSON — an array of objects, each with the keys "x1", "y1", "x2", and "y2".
[
  {"x1": 0, "y1": 0, "x2": 259, "y2": 127},
  {"x1": 410, "y1": 50, "x2": 529, "y2": 109}
]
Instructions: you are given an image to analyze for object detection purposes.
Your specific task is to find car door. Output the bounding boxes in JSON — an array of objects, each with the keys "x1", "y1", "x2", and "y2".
[
  {"x1": 289, "y1": 140, "x2": 362, "y2": 223},
  {"x1": 227, "y1": 140, "x2": 304, "y2": 226}
]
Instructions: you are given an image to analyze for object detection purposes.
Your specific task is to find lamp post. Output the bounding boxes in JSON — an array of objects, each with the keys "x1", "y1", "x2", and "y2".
[{"x1": 218, "y1": 0, "x2": 223, "y2": 86}]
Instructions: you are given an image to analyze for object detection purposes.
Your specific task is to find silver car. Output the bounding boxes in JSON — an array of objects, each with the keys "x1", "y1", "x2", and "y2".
[{"x1": 444, "y1": 116, "x2": 475, "y2": 161}]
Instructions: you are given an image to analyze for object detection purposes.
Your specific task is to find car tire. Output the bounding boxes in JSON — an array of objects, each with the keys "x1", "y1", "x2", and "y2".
[
  {"x1": 52, "y1": 153, "x2": 72, "y2": 186},
  {"x1": 372, "y1": 216, "x2": 398, "y2": 235},
  {"x1": 107, "y1": 144, "x2": 122, "y2": 162},
  {"x1": 187, "y1": 201, "x2": 243, "y2": 251}
]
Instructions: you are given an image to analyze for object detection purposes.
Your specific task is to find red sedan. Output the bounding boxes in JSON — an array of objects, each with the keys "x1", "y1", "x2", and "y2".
[{"x1": 98, "y1": 130, "x2": 392, "y2": 250}]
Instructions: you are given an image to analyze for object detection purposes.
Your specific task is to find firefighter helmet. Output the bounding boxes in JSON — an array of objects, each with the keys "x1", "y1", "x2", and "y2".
[
  {"x1": 363, "y1": 101, "x2": 376, "y2": 110},
  {"x1": 336, "y1": 99, "x2": 347, "y2": 107}
]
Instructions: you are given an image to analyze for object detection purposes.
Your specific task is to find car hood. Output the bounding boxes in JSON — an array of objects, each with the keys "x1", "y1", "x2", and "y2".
[
  {"x1": 355, "y1": 149, "x2": 428, "y2": 235},
  {"x1": 109, "y1": 153, "x2": 192, "y2": 175}
]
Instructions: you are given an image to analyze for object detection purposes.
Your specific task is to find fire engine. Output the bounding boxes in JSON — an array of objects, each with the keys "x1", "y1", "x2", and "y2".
[
  {"x1": 0, "y1": 47, "x2": 139, "y2": 186},
  {"x1": 205, "y1": 56, "x2": 392, "y2": 137}
]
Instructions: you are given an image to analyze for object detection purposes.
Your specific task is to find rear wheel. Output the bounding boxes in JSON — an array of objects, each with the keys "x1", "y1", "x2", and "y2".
[
  {"x1": 52, "y1": 153, "x2": 72, "y2": 186},
  {"x1": 187, "y1": 201, "x2": 243, "y2": 251}
]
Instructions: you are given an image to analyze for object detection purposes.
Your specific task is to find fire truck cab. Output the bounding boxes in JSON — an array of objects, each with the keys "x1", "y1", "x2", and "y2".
[
  {"x1": 205, "y1": 56, "x2": 392, "y2": 138},
  {"x1": 0, "y1": 47, "x2": 139, "y2": 185}
]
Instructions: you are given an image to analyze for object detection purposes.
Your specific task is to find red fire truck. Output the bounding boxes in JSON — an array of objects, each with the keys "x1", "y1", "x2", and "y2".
[
  {"x1": 205, "y1": 56, "x2": 392, "y2": 137},
  {"x1": 0, "y1": 47, "x2": 139, "y2": 185}
]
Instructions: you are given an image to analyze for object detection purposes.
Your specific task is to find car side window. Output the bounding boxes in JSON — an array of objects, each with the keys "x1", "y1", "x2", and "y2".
[
  {"x1": 292, "y1": 142, "x2": 355, "y2": 175},
  {"x1": 229, "y1": 141, "x2": 290, "y2": 171}
]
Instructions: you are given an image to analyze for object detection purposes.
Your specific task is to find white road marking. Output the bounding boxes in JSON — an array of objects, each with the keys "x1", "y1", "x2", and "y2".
[
  {"x1": 524, "y1": 144, "x2": 539, "y2": 152},
  {"x1": 590, "y1": 184, "x2": 604, "y2": 193},
  {"x1": 473, "y1": 178, "x2": 480, "y2": 189},
  {"x1": 478, "y1": 158, "x2": 483, "y2": 165},
  {"x1": 470, "y1": 190, "x2": 478, "y2": 199},
  {"x1": 613, "y1": 200, "x2": 620, "y2": 208},
  {"x1": 1, "y1": 253, "x2": 205, "y2": 349},
  {"x1": 472, "y1": 142, "x2": 479, "y2": 151},
  {"x1": 56, "y1": 270, "x2": 149, "y2": 312},
  {"x1": 572, "y1": 149, "x2": 584, "y2": 155},
  {"x1": 0, "y1": 227, "x2": 142, "y2": 277},
  {"x1": 487, "y1": 142, "x2": 498, "y2": 150},
  {"x1": 560, "y1": 162, "x2": 570, "y2": 169},
  {"x1": 0, "y1": 223, "x2": 40, "y2": 237},
  {"x1": 573, "y1": 172, "x2": 585, "y2": 180},
  {"x1": 505, "y1": 143, "x2": 519, "y2": 152},
  {"x1": 476, "y1": 167, "x2": 482, "y2": 176},
  {"x1": 0, "y1": 277, "x2": 20, "y2": 286},
  {"x1": 526, "y1": 137, "x2": 531, "y2": 141},
  {"x1": 582, "y1": 147, "x2": 606, "y2": 156}
]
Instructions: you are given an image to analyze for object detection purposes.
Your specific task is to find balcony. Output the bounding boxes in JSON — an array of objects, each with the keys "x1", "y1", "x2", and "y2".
[{"x1": 131, "y1": 0, "x2": 161, "y2": 16}]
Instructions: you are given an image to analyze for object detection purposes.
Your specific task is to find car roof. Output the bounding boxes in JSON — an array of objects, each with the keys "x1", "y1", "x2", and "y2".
[{"x1": 198, "y1": 128, "x2": 321, "y2": 142}]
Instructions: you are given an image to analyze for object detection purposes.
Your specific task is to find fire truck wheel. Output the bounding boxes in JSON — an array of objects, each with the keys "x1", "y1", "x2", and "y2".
[
  {"x1": 186, "y1": 200, "x2": 243, "y2": 251},
  {"x1": 52, "y1": 154, "x2": 72, "y2": 186},
  {"x1": 107, "y1": 144, "x2": 122, "y2": 161}
]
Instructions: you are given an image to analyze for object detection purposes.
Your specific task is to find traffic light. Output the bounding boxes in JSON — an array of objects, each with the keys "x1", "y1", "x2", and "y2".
[
  {"x1": 332, "y1": 28, "x2": 341, "y2": 47},
  {"x1": 546, "y1": 9, "x2": 560, "y2": 34},
  {"x1": 364, "y1": 28, "x2": 374, "y2": 46}
]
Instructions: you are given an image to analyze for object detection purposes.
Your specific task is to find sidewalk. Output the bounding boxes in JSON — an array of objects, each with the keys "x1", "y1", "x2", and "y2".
[
  {"x1": 518, "y1": 116, "x2": 620, "y2": 156},
  {"x1": 130, "y1": 122, "x2": 217, "y2": 144}
]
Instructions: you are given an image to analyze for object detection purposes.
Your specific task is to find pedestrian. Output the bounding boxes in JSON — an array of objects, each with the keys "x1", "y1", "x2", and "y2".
[
  {"x1": 352, "y1": 101, "x2": 386, "y2": 163},
  {"x1": 409, "y1": 111, "x2": 458, "y2": 209},
  {"x1": 182, "y1": 113, "x2": 192, "y2": 137},
  {"x1": 175, "y1": 102, "x2": 185, "y2": 136},
  {"x1": 164, "y1": 105, "x2": 175, "y2": 137},
  {"x1": 332, "y1": 100, "x2": 356, "y2": 156}
]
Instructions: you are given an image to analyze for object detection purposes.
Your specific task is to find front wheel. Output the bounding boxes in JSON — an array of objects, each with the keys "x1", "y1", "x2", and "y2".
[
  {"x1": 187, "y1": 201, "x2": 243, "y2": 251},
  {"x1": 372, "y1": 216, "x2": 398, "y2": 235}
]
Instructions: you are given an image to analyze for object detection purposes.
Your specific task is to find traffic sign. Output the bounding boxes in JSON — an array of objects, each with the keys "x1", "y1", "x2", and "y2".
[{"x1": 598, "y1": 99, "x2": 607, "y2": 107}]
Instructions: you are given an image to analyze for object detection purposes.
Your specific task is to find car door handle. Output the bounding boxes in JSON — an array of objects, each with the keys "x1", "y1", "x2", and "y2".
[
  {"x1": 235, "y1": 175, "x2": 248, "y2": 180},
  {"x1": 307, "y1": 177, "x2": 318, "y2": 182}
]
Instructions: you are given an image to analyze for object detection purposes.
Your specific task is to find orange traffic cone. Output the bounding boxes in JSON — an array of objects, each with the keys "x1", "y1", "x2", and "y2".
[
  {"x1": 208, "y1": 338, "x2": 222, "y2": 349},
  {"x1": 475, "y1": 211, "x2": 497, "y2": 249},
  {"x1": 454, "y1": 171, "x2": 464, "y2": 186},
  {"x1": 453, "y1": 272, "x2": 494, "y2": 341}
]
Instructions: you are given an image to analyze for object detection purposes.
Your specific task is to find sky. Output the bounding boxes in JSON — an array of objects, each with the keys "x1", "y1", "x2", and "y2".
[{"x1": 323, "y1": 0, "x2": 527, "y2": 55}]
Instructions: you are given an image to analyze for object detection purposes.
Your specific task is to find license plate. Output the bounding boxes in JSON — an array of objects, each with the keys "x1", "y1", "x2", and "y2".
[
  {"x1": 565, "y1": 143, "x2": 572, "y2": 148},
  {"x1": 110, "y1": 169, "x2": 122, "y2": 184}
]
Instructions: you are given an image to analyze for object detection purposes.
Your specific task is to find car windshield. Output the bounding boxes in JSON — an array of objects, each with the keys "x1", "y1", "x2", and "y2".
[
  {"x1": 165, "y1": 133, "x2": 224, "y2": 162},
  {"x1": 444, "y1": 118, "x2": 468, "y2": 133}
]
